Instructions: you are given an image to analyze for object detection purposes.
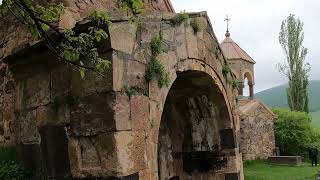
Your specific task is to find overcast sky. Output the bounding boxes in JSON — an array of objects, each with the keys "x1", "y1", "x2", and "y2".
[{"x1": 171, "y1": 0, "x2": 320, "y2": 93}]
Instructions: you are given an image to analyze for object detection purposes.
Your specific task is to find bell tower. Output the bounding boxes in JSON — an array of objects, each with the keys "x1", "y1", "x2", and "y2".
[{"x1": 220, "y1": 18, "x2": 256, "y2": 99}]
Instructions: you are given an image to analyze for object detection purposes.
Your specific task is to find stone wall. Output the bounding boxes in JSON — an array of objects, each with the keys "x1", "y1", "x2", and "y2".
[
  {"x1": 3, "y1": 11, "x2": 243, "y2": 179},
  {"x1": 239, "y1": 100, "x2": 276, "y2": 161},
  {"x1": 0, "y1": 1, "x2": 174, "y2": 148}
]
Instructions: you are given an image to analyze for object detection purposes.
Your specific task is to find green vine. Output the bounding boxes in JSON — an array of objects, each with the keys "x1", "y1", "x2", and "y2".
[
  {"x1": 222, "y1": 63, "x2": 232, "y2": 77},
  {"x1": 190, "y1": 19, "x2": 203, "y2": 34},
  {"x1": 229, "y1": 79, "x2": 242, "y2": 90},
  {"x1": 151, "y1": 33, "x2": 165, "y2": 55},
  {"x1": 61, "y1": 10, "x2": 112, "y2": 78},
  {"x1": 122, "y1": 86, "x2": 148, "y2": 98},
  {"x1": 170, "y1": 12, "x2": 189, "y2": 27},
  {"x1": 119, "y1": 0, "x2": 144, "y2": 23},
  {"x1": 0, "y1": 1, "x2": 112, "y2": 78},
  {"x1": 145, "y1": 33, "x2": 170, "y2": 88}
]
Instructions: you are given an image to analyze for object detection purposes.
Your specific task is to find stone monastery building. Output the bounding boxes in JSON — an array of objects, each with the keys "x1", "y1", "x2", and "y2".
[{"x1": 0, "y1": 0, "x2": 275, "y2": 179}]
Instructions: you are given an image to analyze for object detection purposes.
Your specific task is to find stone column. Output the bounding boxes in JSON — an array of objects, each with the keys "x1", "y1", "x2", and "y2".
[
  {"x1": 238, "y1": 82, "x2": 245, "y2": 96},
  {"x1": 248, "y1": 81, "x2": 254, "y2": 100}
]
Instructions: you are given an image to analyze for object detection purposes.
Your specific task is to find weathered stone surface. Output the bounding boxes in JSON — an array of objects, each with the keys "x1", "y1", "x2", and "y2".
[
  {"x1": 109, "y1": 22, "x2": 137, "y2": 54},
  {"x1": 19, "y1": 110, "x2": 40, "y2": 144},
  {"x1": 112, "y1": 52, "x2": 125, "y2": 92},
  {"x1": 126, "y1": 60, "x2": 148, "y2": 89},
  {"x1": 130, "y1": 95, "x2": 149, "y2": 131},
  {"x1": 70, "y1": 92, "x2": 131, "y2": 135},
  {"x1": 140, "y1": 23, "x2": 161, "y2": 43},
  {"x1": 70, "y1": 93, "x2": 116, "y2": 136},
  {"x1": 36, "y1": 104, "x2": 70, "y2": 127},
  {"x1": 15, "y1": 74, "x2": 51, "y2": 110},
  {"x1": 268, "y1": 156, "x2": 303, "y2": 166},
  {"x1": 114, "y1": 93, "x2": 131, "y2": 131},
  {"x1": 3, "y1": 11, "x2": 249, "y2": 180},
  {"x1": 238, "y1": 99, "x2": 276, "y2": 161}
]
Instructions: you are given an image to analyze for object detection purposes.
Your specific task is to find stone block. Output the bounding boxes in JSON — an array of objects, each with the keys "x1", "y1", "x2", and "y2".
[
  {"x1": 112, "y1": 52, "x2": 125, "y2": 91},
  {"x1": 175, "y1": 34, "x2": 187, "y2": 60},
  {"x1": 133, "y1": 49, "x2": 148, "y2": 65},
  {"x1": 130, "y1": 95, "x2": 149, "y2": 131},
  {"x1": 162, "y1": 27, "x2": 175, "y2": 42},
  {"x1": 268, "y1": 156, "x2": 303, "y2": 166},
  {"x1": 225, "y1": 172, "x2": 240, "y2": 180},
  {"x1": 74, "y1": 131, "x2": 147, "y2": 177},
  {"x1": 197, "y1": 38, "x2": 207, "y2": 61},
  {"x1": 126, "y1": 60, "x2": 148, "y2": 89},
  {"x1": 140, "y1": 22, "x2": 161, "y2": 43},
  {"x1": 68, "y1": 138, "x2": 82, "y2": 177},
  {"x1": 51, "y1": 65, "x2": 72, "y2": 99},
  {"x1": 186, "y1": 31, "x2": 199, "y2": 59},
  {"x1": 113, "y1": 131, "x2": 147, "y2": 176},
  {"x1": 16, "y1": 74, "x2": 51, "y2": 110},
  {"x1": 70, "y1": 92, "x2": 130, "y2": 136},
  {"x1": 70, "y1": 64, "x2": 113, "y2": 97},
  {"x1": 220, "y1": 129, "x2": 236, "y2": 150},
  {"x1": 114, "y1": 93, "x2": 131, "y2": 131},
  {"x1": 19, "y1": 110, "x2": 40, "y2": 144},
  {"x1": 36, "y1": 103, "x2": 70, "y2": 127},
  {"x1": 109, "y1": 22, "x2": 137, "y2": 54},
  {"x1": 70, "y1": 93, "x2": 116, "y2": 136}
]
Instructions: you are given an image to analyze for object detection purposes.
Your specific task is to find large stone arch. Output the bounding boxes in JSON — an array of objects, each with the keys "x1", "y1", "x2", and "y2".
[
  {"x1": 3, "y1": 11, "x2": 243, "y2": 180},
  {"x1": 157, "y1": 70, "x2": 235, "y2": 180}
]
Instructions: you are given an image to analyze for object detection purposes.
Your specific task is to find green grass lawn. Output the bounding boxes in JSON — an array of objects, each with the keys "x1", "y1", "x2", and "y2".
[{"x1": 244, "y1": 161, "x2": 319, "y2": 180}]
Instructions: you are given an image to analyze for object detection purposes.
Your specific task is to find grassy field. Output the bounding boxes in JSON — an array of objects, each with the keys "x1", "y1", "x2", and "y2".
[{"x1": 244, "y1": 161, "x2": 319, "y2": 180}]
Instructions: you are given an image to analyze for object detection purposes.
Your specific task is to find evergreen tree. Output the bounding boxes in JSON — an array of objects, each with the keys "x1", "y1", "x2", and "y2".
[{"x1": 278, "y1": 14, "x2": 310, "y2": 113}]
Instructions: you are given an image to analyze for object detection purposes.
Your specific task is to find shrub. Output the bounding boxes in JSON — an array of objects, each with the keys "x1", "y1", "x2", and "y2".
[
  {"x1": 145, "y1": 58, "x2": 170, "y2": 88},
  {"x1": 170, "y1": 12, "x2": 189, "y2": 27},
  {"x1": 190, "y1": 19, "x2": 203, "y2": 34},
  {"x1": 0, "y1": 147, "x2": 26, "y2": 180},
  {"x1": 0, "y1": 161, "x2": 25, "y2": 180},
  {"x1": 272, "y1": 108, "x2": 320, "y2": 157}
]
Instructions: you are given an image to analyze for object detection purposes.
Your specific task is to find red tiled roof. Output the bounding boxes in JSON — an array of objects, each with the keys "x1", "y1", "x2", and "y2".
[{"x1": 220, "y1": 34, "x2": 256, "y2": 64}]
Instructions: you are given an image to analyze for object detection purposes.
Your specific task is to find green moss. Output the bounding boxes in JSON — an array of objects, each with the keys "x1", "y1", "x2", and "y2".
[
  {"x1": 170, "y1": 12, "x2": 189, "y2": 27},
  {"x1": 150, "y1": 34, "x2": 165, "y2": 56},
  {"x1": 122, "y1": 86, "x2": 148, "y2": 97},
  {"x1": 145, "y1": 58, "x2": 170, "y2": 88},
  {"x1": 229, "y1": 79, "x2": 241, "y2": 89},
  {"x1": 222, "y1": 64, "x2": 232, "y2": 77},
  {"x1": 190, "y1": 19, "x2": 203, "y2": 34}
]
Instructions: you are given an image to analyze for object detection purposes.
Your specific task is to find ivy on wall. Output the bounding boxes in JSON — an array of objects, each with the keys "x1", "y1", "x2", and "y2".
[{"x1": 145, "y1": 33, "x2": 170, "y2": 88}]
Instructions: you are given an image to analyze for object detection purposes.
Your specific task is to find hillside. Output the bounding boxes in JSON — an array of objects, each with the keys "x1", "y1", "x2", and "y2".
[{"x1": 255, "y1": 80, "x2": 320, "y2": 113}]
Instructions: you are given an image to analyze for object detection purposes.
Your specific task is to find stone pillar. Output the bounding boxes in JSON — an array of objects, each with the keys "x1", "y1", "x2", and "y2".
[
  {"x1": 238, "y1": 82, "x2": 245, "y2": 96},
  {"x1": 248, "y1": 81, "x2": 254, "y2": 100}
]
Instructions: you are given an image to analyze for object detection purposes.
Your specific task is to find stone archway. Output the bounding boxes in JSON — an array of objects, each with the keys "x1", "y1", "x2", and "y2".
[
  {"x1": 157, "y1": 71, "x2": 236, "y2": 180},
  {"x1": 243, "y1": 71, "x2": 254, "y2": 99}
]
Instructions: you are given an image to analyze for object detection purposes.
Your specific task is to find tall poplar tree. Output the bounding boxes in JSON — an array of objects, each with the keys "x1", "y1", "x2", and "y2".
[{"x1": 278, "y1": 14, "x2": 310, "y2": 113}]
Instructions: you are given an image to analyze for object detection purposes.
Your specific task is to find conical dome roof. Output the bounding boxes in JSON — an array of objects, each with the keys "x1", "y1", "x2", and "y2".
[{"x1": 220, "y1": 32, "x2": 256, "y2": 64}]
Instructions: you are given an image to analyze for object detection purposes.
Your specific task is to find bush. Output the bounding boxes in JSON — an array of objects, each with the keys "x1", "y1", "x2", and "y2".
[
  {"x1": 273, "y1": 108, "x2": 320, "y2": 157},
  {"x1": 0, "y1": 147, "x2": 26, "y2": 180}
]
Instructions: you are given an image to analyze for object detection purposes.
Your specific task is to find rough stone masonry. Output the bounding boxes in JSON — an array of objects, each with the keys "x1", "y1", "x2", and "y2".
[{"x1": 0, "y1": 0, "x2": 254, "y2": 179}]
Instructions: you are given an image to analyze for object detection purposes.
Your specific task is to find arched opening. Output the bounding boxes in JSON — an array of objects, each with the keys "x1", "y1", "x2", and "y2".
[
  {"x1": 242, "y1": 71, "x2": 254, "y2": 99},
  {"x1": 157, "y1": 71, "x2": 236, "y2": 180}
]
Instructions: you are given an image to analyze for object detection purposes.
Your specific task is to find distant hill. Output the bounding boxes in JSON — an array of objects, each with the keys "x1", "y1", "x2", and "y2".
[{"x1": 255, "y1": 80, "x2": 320, "y2": 113}]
